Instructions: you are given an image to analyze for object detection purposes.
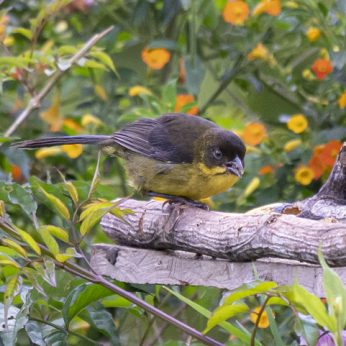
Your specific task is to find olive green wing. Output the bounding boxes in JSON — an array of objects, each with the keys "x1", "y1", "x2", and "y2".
[{"x1": 112, "y1": 113, "x2": 216, "y2": 163}]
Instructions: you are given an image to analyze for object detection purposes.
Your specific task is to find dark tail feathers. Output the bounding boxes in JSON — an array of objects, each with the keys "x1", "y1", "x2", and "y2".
[{"x1": 12, "y1": 135, "x2": 111, "y2": 149}]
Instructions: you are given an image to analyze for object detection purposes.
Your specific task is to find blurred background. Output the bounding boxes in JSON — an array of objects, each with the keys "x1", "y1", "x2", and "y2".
[{"x1": 0, "y1": 0, "x2": 346, "y2": 345}]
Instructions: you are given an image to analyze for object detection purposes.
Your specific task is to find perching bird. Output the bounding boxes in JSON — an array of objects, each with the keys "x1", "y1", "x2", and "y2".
[{"x1": 13, "y1": 113, "x2": 245, "y2": 206}]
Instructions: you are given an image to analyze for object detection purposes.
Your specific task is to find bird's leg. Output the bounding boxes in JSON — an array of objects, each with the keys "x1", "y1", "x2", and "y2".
[{"x1": 145, "y1": 192, "x2": 209, "y2": 210}]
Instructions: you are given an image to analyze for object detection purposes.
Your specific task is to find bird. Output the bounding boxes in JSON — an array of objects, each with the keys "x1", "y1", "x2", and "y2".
[{"x1": 13, "y1": 113, "x2": 246, "y2": 208}]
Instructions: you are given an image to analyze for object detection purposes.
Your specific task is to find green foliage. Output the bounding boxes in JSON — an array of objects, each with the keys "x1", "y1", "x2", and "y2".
[{"x1": 0, "y1": 0, "x2": 346, "y2": 344}]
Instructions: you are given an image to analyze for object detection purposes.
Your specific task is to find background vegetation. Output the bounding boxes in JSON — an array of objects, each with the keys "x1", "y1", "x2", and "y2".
[{"x1": 0, "y1": 0, "x2": 346, "y2": 345}]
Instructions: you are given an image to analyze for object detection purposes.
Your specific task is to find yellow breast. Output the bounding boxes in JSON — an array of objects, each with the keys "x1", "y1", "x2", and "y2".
[{"x1": 123, "y1": 154, "x2": 240, "y2": 201}]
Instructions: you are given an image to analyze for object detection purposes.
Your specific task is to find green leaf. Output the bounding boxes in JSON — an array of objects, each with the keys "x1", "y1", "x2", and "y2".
[
  {"x1": 17, "y1": 228, "x2": 41, "y2": 255},
  {"x1": 63, "y1": 282, "x2": 114, "y2": 326},
  {"x1": 224, "y1": 281, "x2": 277, "y2": 305},
  {"x1": 89, "y1": 50, "x2": 116, "y2": 73},
  {"x1": 319, "y1": 251, "x2": 346, "y2": 329},
  {"x1": 266, "y1": 297, "x2": 288, "y2": 306},
  {"x1": 0, "y1": 182, "x2": 37, "y2": 219},
  {"x1": 38, "y1": 226, "x2": 60, "y2": 255},
  {"x1": 0, "y1": 253, "x2": 20, "y2": 268},
  {"x1": 57, "y1": 45, "x2": 78, "y2": 56},
  {"x1": 79, "y1": 59, "x2": 106, "y2": 70},
  {"x1": 204, "y1": 303, "x2": 249, "y2": 334},
  {"x1": 4, "y1": 275, "x2": 21, "y2": 327},
  {"x1": 40, "y1": 225, "x2": 69, "y2": 243},
  {"x1": 64, "y1": 181, "x2": 79, "y2": 205},
  {"x1": 1, "y1": 239, "x2": 28, "y2": 258},
  {"x1": 81, "y1": 304, "x2": 120, "y2": 344},
  {"x1": 0, "y1": 56, "x2": 32, "y2": 68},
  {"x1": 25, "y1": 321, "x2": 45, "y2": 346},
  {"x1": 38, "y1": 186, "x2": 70, "y2": 220},
  {"x1": 79, "y1": 201, "x2": 126, "y2": 236},
  {"x1": 22, "y1": 268, "x2": 45, "y2": 295},
  {"x1": 284, "y1": 283, "x2": 336, "y2": 332},
  {"x1": 163, "y1": 287, "x2": 261, "y2": 346},
  {"x1": 102, "y1": 295, "x2": 132, "y2": 308},
  {"x1": 11, "y1": 27, "x2": 33, "y2": 40},
  {"x1": 32, "y1": 258, "x2": 56, "y2": 287},
  {"x1": 55, "y1": 247, "x2": 79, "y2": 262}
]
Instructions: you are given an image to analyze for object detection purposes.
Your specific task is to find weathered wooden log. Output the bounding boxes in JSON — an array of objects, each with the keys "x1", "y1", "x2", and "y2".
[{"x1": 100, "y1": 199, "x2": 346, "y2": 266}]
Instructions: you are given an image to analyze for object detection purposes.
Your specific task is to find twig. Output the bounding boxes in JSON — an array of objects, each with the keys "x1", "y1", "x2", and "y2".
[
  {"x1": 199, "y1": 54, "x2": 244, "y2": 114},
  {"x1": 4, "y1": 26, "x2": 114, "y2": 138},
  {"x1": 250, "y1": 296, "x2": 272, "y2": 346}
]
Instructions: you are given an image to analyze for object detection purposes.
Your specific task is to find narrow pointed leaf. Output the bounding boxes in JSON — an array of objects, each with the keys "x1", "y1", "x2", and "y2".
[
  {"x1": 39, "y1": 186, "x2": 70, "y2": 220},
  {"x1": 2, "y1": 239, "x2": 28, "y2": 258},
  {"x1": 40, "y1": 225, "x2": 69, "y2": 243},
  {"x1": 204, "y1": 303, "x2": 249, "y2": 334},
  {"x1": 17, "y1": 229, "x2": 41, "y2": 255}
]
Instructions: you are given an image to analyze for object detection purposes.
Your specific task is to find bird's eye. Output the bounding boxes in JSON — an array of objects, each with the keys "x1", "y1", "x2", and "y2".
[{"x1": 213, "y1": 149, "x2": 222, "y2": 160}]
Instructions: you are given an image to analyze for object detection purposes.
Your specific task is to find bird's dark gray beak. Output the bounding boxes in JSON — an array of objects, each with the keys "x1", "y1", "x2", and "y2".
[{"x1": 225, "y1": 156, "x2": 244, "y2": 177}]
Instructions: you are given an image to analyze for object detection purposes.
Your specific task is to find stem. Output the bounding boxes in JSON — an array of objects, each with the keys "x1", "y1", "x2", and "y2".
[
  {"x1": 199, "y1": 54, "x2": 244, "y2": 114},
  {"x1": 29, "y1": 316, "x2": 99, "y2": 345},
  {"x1": 250, "y1": 296, "x2": 272, "y2": 346},
  {"x1": 88, "y1": 150, "x2": 102, "y2": 200},
  {"x1": 4, "y1": 26, "x2": 114, "y2": 138}
]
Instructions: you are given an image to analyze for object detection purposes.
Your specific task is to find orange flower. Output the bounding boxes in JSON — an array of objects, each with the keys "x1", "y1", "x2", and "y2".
[
  {"x1": 308, "y1": 140, "x2": 342, "y2": 179},
  {"x1": 319, "y1": 140, "x2": 342, "y2": 167},
  {"x1": 174, "y1": 94, "x2": 199, "y2": 115},
  {"x1": 306, "y1": 27, "x2": 321, "y2": 42},
  {"x1": 253, "y1": 0, "x2": 281, "y2": 16},
  {"x1": 259, "y1": 165, "x2": 274, "y2": 175},
  {"x1": 311, "y1": 58, "x2": 333, "y2": 80},
  {"x1": 294, "y1": 165, "x2": 314, "y2": 185},
  {"x1": 247, "y1": 43, "x2": 270, "y2": 61},
  {"x1": 242, "y1": 122, "x2": 267, "y2": 146},
  {"x1": 222, "y1": 0, "x2": 249, "y2": 26},
  {"x1": 338, "y1": 91, "x2": 346, "y2": 109},
  {"x1": 250, "y1": 307, "x2": 270, "y2": 328},
  {"x1": 11, "y1": 165, "x2": 23, "y2": 183},
  {"x1": 308, "y1": 154, "x2": 325, "y2": 179},
  {"x1": 141, "y1": 48, "x2": 171, "y2": 70}
]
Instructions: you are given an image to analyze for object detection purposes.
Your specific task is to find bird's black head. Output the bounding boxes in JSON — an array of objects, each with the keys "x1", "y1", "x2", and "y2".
[{"x1": 197, "y1": 128, "x2": 246, "y2": 177}]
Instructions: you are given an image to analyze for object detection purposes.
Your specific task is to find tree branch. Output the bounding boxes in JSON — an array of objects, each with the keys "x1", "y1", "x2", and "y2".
[{"x1": 4, "y1": 25, "x2": 114, "y2": 138}]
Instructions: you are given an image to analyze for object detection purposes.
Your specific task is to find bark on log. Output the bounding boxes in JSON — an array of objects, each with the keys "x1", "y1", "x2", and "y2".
[
  {"x1": 100, "y1": 199, "x2": 346, "y2": 266},
  {"x1": 99, "y1": 142, "x2": 346, "y2": 266}
]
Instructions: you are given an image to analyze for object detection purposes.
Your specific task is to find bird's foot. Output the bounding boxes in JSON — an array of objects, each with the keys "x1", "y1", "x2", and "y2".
[{"x1": 146, "y1": 192, "x2": 209, "y2": 210}]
